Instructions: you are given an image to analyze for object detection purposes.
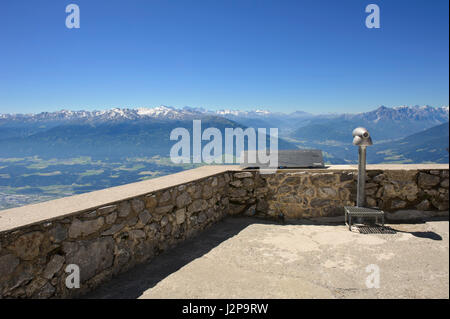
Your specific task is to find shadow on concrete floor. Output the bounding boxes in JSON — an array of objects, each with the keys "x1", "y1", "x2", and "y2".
[
  {"x1": 85, "y1": 216, "x2": 446, "y2": 298},
  {"x1": 355, "y1": 224, "x2": 443, "y2": 240},
  {"x1": 406, "y1": 231, "x2": 443, "y2": 240},
  {"x1": 85, "y1": 217, "x2": 282, "y2": 299}
]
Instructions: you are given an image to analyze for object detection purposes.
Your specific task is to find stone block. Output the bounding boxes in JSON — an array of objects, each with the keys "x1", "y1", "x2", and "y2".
[
  {"x1": 229, "y1": 188, "x2": 247, "y2": 198},
  {"x1": 230, "y1": 180, "x2": 242, "y2": 187},
  {"x1": 69, "y1": 217, "x2": 104, "y2": 238},
  {"x1": 155, "y1": 205, "x2": 174, "y2": 215},
  {"x1": 0, "y1": 254, "x2": 20, "y2": 279},
  {"x1": 145, "y1": 195, "x2": 157, "y2": 211},
  {"x1": 159, "y1": 191, "x2": 172, "y2": 205},
  {"x1": 118, "y1": 201, "x2": 131, "y2": 217},
  {"x1": 202, "y1": 185, "x2": 213, "y2": 199},
  {"x1": 234, "y1": 172, "x2": 253, "y2": 179},
  {"x1": 242, "y1": 178, "x2": 255, "y2": 189},
  {"x1": 8, "y1": 231, "x2": 44, "y2": 261},
  {"x1": 175, "y1": 209, "x2": 186, "y2": 224},
  {"x1": 310, "y1": 198, "x2": 332, "y2": 207},
  {"x1": 42, "y1": 255, "x2": 65, "y2": 279},
  {"x1": 138, "y1": 210, "x2": 152, "y2": 225},
  {"x1": 105, "y1": 212, "x2": 118, "y2": 225},
  {"x1": 416, "y1": 199, "x2": 431, "y2": 211},
  {"x1": 310, "y1": 173, "x2": 337, "y2": 185},
  {"x1": 129, "y1": 230, "x2": 146, "y2": 241},
  {"x1": 176, "y1": 192, "x2": 192, "y2": 208},
  {"x1": 229, "y1": 203, "x2": 247, "y2": 215},
  {"x1": 391, "y1": 199, "x2": 408, "y2": 210},
  {"x1": 131, "y1": 198, "x2": 145, "y2": 213},
  {"x1": 317, "y1": 187, "x2": 338, "y2": 199},
  {"x1": 372, "y1": 173, "x2": 386, "y2": 183},
  {"x1": 97, "y1": 205, "x2": 117, "y2": 215},
  {"x1": 101, "y1": 222, "x2": 126, "y2": 236},
  {"x1": 339, "y1": 172, "x2": 354, "y2": 182},
  {"x1": 63, "y1": 237, "x2": 114, "y2": 282},
  {"x1": 49, "y1": 224, "x2": 67, "y2": 243},
  {"x1": 418, "y1": 173, "x2": 441, "y2": 188}
]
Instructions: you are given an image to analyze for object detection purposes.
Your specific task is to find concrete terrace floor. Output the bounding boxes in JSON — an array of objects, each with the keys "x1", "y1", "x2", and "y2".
[{"x1": 86, "y1": 216, "x2": 449, "y2": 299}]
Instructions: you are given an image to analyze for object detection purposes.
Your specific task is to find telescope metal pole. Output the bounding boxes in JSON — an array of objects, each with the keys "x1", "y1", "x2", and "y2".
[{"x1": 357, "y1": 145, "x2": 366, "y2": 207}]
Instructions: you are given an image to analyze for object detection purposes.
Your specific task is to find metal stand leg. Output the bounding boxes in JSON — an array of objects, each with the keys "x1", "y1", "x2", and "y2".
[{"x1": 349, "y1": 215, "x2": 352, "y2": 231}]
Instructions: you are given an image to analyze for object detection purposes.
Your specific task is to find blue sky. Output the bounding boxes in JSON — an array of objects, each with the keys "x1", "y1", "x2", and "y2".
[{"x1": 0, "y1": 0, "x2": 448, "y2": 114}]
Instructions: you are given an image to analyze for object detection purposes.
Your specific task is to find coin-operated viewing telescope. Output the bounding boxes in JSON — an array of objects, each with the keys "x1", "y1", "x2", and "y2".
[
  {"x1": 344, "y1": 127, "x2": 385, "y2": 231},
  {"x1": 352, "y1": 127, "x2": 372, "y2": 207},
  {"x1": 352, "y1": 127, "x2": 373, "y2": 147}
]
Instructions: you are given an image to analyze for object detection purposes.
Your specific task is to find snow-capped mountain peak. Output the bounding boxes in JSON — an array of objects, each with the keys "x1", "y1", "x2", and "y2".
[{"x1": 137, "y1": 106, "x2": 173, "y2": 116}]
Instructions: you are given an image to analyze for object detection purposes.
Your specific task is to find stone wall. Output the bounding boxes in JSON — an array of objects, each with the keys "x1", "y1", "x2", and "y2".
[
  {"x1": 0, "y1": 165, "x2": 448, "y2": 298},
  {"x1": 227, "y1": 168, "x2": 449, "y2": 219},
  {"x1": 0, "y1": 172, "x2": 231, "y2": 298}
]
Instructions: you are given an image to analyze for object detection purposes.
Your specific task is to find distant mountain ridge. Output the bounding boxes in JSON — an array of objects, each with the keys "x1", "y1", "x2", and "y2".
[
  {"x1": 291, "y1": 105, "x2": 449, "y2": 144},
  {"x1": 2, "y1": 104, "x2": 447, "y2": 123},
  {"x1": 0, "y1": 105, "x2": 448, "y2": 164},
  {"x1": 0, "y1": 105, "x2": 313, "y2": 123},
  {"x1": 0, "y1": 112, "x2": 298, "y2": 160},
  {"x1": 0, "y1": 106, "x2": 203, "y2": 123},
  {"x1": 2, "y1": 105, "x2": 447, "y2": 142},
  {"x1": 369, "y1": 122, "x2": 449, "y2": 164},
  {"x1": 342, "y1": 105, "x2": 449, "y2": 123}
]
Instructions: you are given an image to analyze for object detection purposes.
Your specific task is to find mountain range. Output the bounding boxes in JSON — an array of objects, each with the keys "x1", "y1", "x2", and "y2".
[
  {"x1": 0, "y1": 110, "x2": 297, "y2": 160},
  {"x1": 369, "y1": 122, "x2": 449, "y2": 164},
  {"x1": 0, "y1": 105, "x2": 448, "y2": 164}
]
